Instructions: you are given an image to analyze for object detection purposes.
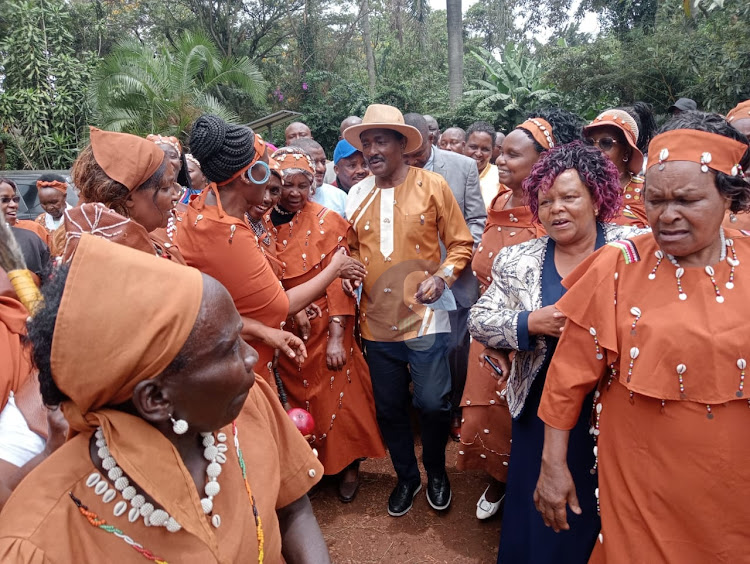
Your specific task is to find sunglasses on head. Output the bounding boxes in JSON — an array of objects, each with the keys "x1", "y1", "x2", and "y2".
[
  {"x1": 585, "y1": 137, "x2": 619, "y2": 151},
  {"x1": 1, "y1": 196, "x2": 20, "y2": 204}
]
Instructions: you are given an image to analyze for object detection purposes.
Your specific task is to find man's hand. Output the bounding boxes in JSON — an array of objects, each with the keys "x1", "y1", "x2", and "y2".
[{"x1": 415, "y1": 275, "x2": 446, "y2": 304}]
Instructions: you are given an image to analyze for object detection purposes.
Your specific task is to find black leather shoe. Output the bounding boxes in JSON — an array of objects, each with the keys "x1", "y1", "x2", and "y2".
[
  {"x1": 387, "y1": 480, "x2": 422, "y2": 517},
  {"x1": 426, "y1": 472, "x2": 452, "y2": 511}
]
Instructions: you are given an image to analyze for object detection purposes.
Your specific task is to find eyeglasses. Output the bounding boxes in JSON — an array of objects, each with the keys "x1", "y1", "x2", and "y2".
[
  {"x1": 585, "y1": 137, "x2": 619, "y2": 151},
  {"x1": 0, "y1": 196, "x2": 20, "y2": 204}
]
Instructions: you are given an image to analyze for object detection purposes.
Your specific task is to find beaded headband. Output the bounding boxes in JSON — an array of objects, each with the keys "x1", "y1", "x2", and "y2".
[
  {"x1": 517, "y1": 118, "x2": 555, "y2": 150},
  {"x1": 272, "y1": 147, "x2": 316, "y2": 182},
  {"x1": 147, "y1": 134, "x2": 182, "y2": 156},
  {"x1": 647, "y1": 129, "x2": 748, "y2": 176},
  {"x1": 727, "y1": 100, "x2": 750, "y2": 124},
  {"x1": 36, "y1": 179, "x2": 68, "y2": 194},
  {"x1": 268, "y1": 156, "x2": 282, "y2": 178},
  {"x1": 184, "y1": 153, "x2": 201, "y2": 168}
]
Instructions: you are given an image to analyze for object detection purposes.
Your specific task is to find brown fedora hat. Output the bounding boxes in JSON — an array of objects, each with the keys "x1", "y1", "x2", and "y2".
[
  {"x1": 583, "y1": 109, "x2": 644, "y2": 175},
  {"x1": 343, "y1": 104, "x2": 423, "y2": 153}
]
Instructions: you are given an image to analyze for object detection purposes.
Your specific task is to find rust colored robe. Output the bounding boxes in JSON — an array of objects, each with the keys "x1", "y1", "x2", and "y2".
[
  {"x1": 266, "y1": 203, "x2": 385, "y2": 474},
  {"x1": 539, "y1": 231, "x2": 750, "y2": 564},
  {"x1": 175, "y1": 186, "x2": 289, "y2": 375},
  {"x1": 611, "y1": 176, "x2": 649, "y2": 228},
  {"x1": 0, "y1": 377, "x2": 323, "y2": 563},
  {"x1": 0, "y1": 297, "x2": 33, "y2": 412},
  {"x1": 458, "y1": 188, "x2": 544, "y2": 481}
]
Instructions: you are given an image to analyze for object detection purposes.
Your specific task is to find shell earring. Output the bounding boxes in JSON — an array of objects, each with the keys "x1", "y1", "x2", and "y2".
[
  {"x1": 170, "y1": 415, "x2": 188, "y2": 435},
  {"x1": 622, "y1": 155, "x2": 629, "y2": 163}
]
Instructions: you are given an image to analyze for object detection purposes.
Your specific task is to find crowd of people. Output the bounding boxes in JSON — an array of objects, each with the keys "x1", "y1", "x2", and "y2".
[{"x1": 0, "y1": 93, "x2": 749, "y2": 563}]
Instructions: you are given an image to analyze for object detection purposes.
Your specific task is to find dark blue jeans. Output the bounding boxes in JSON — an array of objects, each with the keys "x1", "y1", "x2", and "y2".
[{"x1": 363, "y1": 334, "x2": 452, "y2": 484}]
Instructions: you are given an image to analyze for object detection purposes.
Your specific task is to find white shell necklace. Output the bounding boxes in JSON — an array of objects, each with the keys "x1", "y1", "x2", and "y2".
[
  {"x1": 87, "y1": 426, "x2": 228, "y2": 533},
  {"x1": 648, "y1": 228, "x2": 738, "y2": 303}
]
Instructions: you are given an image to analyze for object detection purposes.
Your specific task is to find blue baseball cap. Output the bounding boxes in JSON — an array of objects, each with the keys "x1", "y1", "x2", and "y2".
[{"x1": 333, "y1": 139, "x2": 359, "y2": 165}]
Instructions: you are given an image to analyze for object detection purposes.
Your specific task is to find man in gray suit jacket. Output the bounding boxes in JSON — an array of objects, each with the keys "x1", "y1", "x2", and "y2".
[{"x1": 404, "y1": 113, "x2": 487, "y2": 439}]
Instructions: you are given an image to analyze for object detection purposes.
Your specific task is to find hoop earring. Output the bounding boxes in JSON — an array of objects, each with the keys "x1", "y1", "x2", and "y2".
[
  {"x1": 170, "y1": 415, "x2": 189, "y2": 435},
  {"x1": 622, "y1": 155, "x2": 629, "y2": 163}
]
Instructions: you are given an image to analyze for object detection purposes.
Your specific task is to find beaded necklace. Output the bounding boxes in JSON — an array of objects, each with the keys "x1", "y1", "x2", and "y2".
[{"x1": 72, "y1": 422, "x2": 264, "y2": 563}]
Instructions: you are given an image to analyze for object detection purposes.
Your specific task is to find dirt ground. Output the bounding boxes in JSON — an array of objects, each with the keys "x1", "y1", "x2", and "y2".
[{"x1": 311, "y1": 438, "x2": 502, "y2": 564}]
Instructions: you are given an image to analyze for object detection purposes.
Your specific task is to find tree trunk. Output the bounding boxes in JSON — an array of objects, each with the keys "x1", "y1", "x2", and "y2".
[
  {"x1": 447, "y1": 0, "x2": 463, "y2": 108},
  {"x1": 361, "y1": 0, "x2": 377, "y2": 99}
]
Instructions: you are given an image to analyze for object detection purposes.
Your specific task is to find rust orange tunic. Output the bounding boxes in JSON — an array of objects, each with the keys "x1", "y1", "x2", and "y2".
[
  {"x1": 0, "y1": 296, "x2": 32, "y2": 412},
  {"x1": 33, "y1": 214, "x2": 65, "y2": 258},
  {"x1": 539, "y1": 231, "x2": 750, "y2": 564},
  {"x1": 0, "y1": 377, "x2": 323, "y2": 563},
  {"x1": 611, "y1": 176, "x2": 648, "y2": 228},
  {"x1": 175, "y1": 186, "x2": 289, "y2": 374},
  {"x1": 458, "y1": 188, "x2": 544, "y2": 480},
  {"x1": 266, "y1": 203, "x2": 385, "y2": 474}
]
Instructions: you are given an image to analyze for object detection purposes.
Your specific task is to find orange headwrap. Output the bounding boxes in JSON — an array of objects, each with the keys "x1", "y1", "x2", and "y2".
[
  {"x1": 517, "y1": 118, "x2": 556, "y2": 150},
  {"x1": 52, "y1": 234, "x2": 202, "y2": 422},
  {"x1": 49, "y1": 234, "x2": 227, "y2": 543},
  {"x1": 727, "y1": 100, "x2": 750, "y2": 124},
  {"x1": 268, "y1": 156, "x2": 282, "y2": 178},
  {"x1": 36, "y1": 179, "x2": 68, "y2": 195},
  {"x1": 271, "y1": 146, "x2": 316, "y2": 181},
  {"x1": 89, "y1": 127, "x2": 166, "y2": 192},
  {"x1": 647, "y1": 129, "x2": 748, "y2": 176},
  {"x1": 147, "y1": 134, "x2": 182, "y2": 156}
]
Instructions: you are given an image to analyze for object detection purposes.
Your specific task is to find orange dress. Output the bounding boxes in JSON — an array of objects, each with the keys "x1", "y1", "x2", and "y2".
[
  {"x1": 539, "y1": 231, "x2": 750, "y2": 564},
  {"x1": 457, "y1": 188, "x2": 544, "y2": 480},
  {"x1": 611, "y1": 176, "x2": 648, "y2": 228},
  {"x1": 266, "y1": 203, "x2": 385, "y2": 474},
  {"x1": 722, "y1": 209, "x2": 750, "y2": 231},
  {"x1": 0, "y1": 378, "x2": 323, "y2": 563},
  {"x1": 174, "y1": 186, "x2": 289, "y2": 376},
  {"x1": 0, "y1": 297, "x2": 33, "y2": 411}
]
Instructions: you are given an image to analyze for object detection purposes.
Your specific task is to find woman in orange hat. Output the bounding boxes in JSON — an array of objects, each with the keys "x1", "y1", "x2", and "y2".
[
  {"x1": 535, "y1": 112, "x2": 750, "y2": 564},
  {"x1": 583, "y1": 109, "x2": 649, "y2": 227},
  {"x1": 723, "y1": 99, "x2": 750, "y2": 228},
  {"x1": 0, "y1": 235, "x2": 330, "y2": 562},
  {"x1": 69, "y1": 127, "x2": 183, "y2": 262}
]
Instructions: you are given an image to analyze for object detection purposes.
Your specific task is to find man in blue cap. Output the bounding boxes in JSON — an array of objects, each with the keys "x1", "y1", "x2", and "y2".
[{"x1": 333, "y1": 139, "x2": 369, "y2": 194}]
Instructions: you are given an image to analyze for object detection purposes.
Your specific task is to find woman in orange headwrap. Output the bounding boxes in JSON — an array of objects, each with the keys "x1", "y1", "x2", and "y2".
[
  {"x1": 69, "y1": 127, "x2": 183, "y2": 263},
  {"x1": 264, "y1": 146, "x2": 384, "y2": 502},
  {"x1": 0, "y1": 234, "x2": 331, "y2": 563},
  {"x1": 458, "y1": 108, "x2": 580, "y2": 521},
  {"x1": 33, "y1": 174, "x2": 71, "y2": 258},
  {"x1": 534, "y1": 113, "x2": 750, "y2": 563},
  {"x1": 175, "y1": 115, "x2": 366, "y2": 382}
]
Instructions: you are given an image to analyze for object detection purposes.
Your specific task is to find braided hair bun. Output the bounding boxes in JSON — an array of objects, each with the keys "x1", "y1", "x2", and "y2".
[{"x1": 189, "y1": 114, "x2": 256, "y2": 183}]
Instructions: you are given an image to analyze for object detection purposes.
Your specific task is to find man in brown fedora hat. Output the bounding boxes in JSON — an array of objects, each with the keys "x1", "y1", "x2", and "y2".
[{"x1": 343, "y1": 104, "x2": 473, "y2": 517}]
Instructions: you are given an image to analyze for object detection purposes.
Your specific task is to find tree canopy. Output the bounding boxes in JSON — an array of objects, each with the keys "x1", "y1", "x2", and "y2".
[{"x1": 0, "y1": 0, "x2": 747, "y2": 168}]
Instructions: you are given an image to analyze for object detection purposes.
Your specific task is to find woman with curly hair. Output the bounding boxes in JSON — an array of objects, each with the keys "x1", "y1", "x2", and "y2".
[
  {"x1": 535, "y1": 112, "x2": 750, "y2": 564},
  {"x1": 458, "y1": 108, "x2": 582, "y2": 521},
  {"x1": 469, "y1": 141, "x2": 647, "y2": 563}
]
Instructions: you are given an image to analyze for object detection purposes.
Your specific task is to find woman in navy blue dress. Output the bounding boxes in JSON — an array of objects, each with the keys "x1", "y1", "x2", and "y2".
[{"x1": 468, "y1": 142, "x2": 647, "y2": 563}]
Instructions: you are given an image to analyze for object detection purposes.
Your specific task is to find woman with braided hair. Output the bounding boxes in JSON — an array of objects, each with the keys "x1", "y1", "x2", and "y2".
[{"x1": 175, "y1": 114, "x2": 366, "y2": 384}]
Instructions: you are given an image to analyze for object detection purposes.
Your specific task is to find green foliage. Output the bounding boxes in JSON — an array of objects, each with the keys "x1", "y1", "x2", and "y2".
[
  {"x1": 464, "y1": 45, "x2": 561, "y2": 131},
  {"x1": 542, "y1": 0, "x2": 750, "y2": 117},
  {"x1": 0, "y1": 0, "x2": 94, "y2": 169},
  {"x1": 90, "y1": 30, "x2": 267, "y2": 142}
]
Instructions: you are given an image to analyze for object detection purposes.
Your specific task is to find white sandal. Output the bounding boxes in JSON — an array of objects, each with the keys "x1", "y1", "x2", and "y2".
[{"x1": 476, "y1": 484, "x2": 504, "y2": 520}]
